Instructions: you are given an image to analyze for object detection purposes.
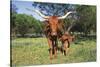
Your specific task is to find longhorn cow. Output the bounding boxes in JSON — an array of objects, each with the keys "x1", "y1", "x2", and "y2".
[{"x1": 26, "y1": 8, "x2": 74, "y2": 62}]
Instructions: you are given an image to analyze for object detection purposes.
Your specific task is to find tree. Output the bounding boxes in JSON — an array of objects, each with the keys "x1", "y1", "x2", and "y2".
[
  {"x1": 15, "y1": 14, "x2": 43, "y2": 37},
  {"x1": 76, "y1": 5, "x2": 96, "y2": 35},
  {"x1": 32, "y1": 2, "x2": 76, "y2": 16}
]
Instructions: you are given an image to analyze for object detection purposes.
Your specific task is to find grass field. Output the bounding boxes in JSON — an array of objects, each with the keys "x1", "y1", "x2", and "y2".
[{"x1": 11, "y1": 37, "x2": 96, "y2": 66}]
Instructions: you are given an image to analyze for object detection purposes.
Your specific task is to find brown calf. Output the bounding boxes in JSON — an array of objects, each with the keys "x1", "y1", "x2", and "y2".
[{"x1": 60, "y1": 32, "x2": 75, "y2": 56}]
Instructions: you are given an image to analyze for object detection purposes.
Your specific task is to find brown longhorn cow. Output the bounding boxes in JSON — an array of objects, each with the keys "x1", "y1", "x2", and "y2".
[{"x1": 26, "y1": 8, "x2": 74, "y2": 62}]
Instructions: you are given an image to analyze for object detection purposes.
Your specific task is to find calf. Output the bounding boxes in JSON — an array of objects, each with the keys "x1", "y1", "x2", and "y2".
[{"x1": 60, "y1": 32, "x2": 75, "y2": 56}]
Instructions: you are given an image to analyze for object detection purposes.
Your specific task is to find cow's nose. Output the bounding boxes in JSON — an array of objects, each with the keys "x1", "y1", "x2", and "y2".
[{"x1": 51, "y1": 32, "x2": 57, "y2": 36}]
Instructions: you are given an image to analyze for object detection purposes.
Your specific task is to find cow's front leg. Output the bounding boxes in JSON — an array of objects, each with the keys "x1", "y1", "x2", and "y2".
[
  {"x1": 47, "y1": 38, "x2": 53, "y2": 62},
  {"x1": 54, "y1": 47, "x2": 57, "y2": 58},
  {"x1": 54, "y1": 41, "x2": 57, "y2": 58}
]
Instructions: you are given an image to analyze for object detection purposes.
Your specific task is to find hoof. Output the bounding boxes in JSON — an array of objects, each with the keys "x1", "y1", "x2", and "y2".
[{"x1": 64, "y1": 50, "x2": 66, "y2": 56}]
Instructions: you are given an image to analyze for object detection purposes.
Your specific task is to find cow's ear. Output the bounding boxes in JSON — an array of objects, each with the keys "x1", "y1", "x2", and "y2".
[
  {"x1": 44, "y1": 20, "x2": 50, "y2": 27},
  {"x1": 58, "y1": 19, "x2": 63, "y2": 23},
  {"x1": 46, "y1": 21, "x2": 49, "y2": 26},
  {"x1": 43, "y1": 20, "x2": 49, "y2": 24}
]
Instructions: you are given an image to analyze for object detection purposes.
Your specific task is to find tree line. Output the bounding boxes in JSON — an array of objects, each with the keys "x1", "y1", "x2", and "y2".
[{"x1": 10, "y1": 3, "x2": 96, "y2": 38}]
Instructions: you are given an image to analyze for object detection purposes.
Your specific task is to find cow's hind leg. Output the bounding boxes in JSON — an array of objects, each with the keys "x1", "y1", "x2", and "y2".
[{"x1": 60, "y1": 43, "x2": 64, "y2": 55}]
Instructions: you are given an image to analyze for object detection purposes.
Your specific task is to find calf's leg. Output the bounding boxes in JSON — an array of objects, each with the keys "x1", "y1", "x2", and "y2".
[{"x1": 63, "y1": 41, "x2": 70, "y2": 56}]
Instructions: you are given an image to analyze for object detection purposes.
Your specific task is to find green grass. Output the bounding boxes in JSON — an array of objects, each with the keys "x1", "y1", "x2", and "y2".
[{"x1": 11, "y1": 37, "x2": 96, "y2": 66}]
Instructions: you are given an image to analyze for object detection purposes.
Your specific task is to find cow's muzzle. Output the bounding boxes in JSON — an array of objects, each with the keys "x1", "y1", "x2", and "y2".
[{"x1": 51, "y1": 32, "x2": 57, "y2": 36}]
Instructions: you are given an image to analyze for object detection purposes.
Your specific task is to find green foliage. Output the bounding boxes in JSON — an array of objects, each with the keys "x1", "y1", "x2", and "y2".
[
  {"x1": 15, "y1": 14, "x2": 32, "y2": 36},
  {"x1": 54, "y1": 5, "x2": 96, "y2": 35},
  {"x1": 11, "y1": 13, "x2": 43, "y2": 37},
  {"x1": 32, "y1": 2, "x2": 76, "y2": 16},
  {"x1": 75, "y1": 5, "x2": 96, "y2": 34}
]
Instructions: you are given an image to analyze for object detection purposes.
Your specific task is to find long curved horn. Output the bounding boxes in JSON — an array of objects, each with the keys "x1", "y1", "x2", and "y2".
[
  {"x1": 26, "y1": 8, "x2": 49, "y2": 19},
  {"x1": 58, "y1": 11, "x2": 73, "y2": 19}
]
